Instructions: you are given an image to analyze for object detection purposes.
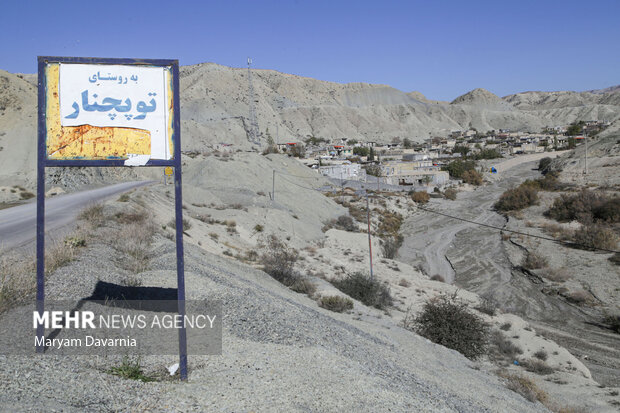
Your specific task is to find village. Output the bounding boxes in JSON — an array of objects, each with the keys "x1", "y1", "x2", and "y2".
[{"x1": 247, "y1": 120, "x2": 610, "y2": 191}]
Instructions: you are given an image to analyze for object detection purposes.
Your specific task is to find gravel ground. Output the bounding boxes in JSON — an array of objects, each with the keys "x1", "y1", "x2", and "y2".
[{"x1": 0, "y1": 205, "x2": 547, "y2": 412}]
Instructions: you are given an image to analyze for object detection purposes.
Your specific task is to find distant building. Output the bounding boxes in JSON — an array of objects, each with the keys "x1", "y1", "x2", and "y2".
[{"x1": 318, "y1": 162, "x2": 364, "y2": 180}]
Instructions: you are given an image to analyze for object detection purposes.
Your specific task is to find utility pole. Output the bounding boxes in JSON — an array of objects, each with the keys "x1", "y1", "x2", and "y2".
[
  {"x1": 366, "y1": 192, "x2": 374, "y2": 279},
  {"x1": 584, "y1": 126, "x2": 588, "y2": 177}
]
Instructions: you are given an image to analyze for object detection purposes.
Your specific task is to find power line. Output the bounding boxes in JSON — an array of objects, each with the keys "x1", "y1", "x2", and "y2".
[
  {"x1": 275, "y1": 173, "x2": 327, "y2": 192},
  {"x1": 274, "y1": 170, "x2": 323, "y2": 180},
  {"x1": 415, "y1": 205, "x2": 620, "y2": 254}
]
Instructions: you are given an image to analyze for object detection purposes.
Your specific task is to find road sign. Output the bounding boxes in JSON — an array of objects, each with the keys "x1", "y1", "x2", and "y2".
[
  {"x1": 164, "y1": 166, "x2": 174, "y2": 176},
  {"x1": 37, "y1": 56, "x2": 187, "y2": 380}
]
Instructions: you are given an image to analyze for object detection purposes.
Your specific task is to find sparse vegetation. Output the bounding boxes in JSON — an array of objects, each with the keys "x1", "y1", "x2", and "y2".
[
  {"x1": 289, "y1": 278, "x2": 317, "y2": 296},
  {"x1": 332, "y1": 272, "x2": 392, "y2": 310},
  {"x1": 522, "y1": 358, "x2": 555, "y2": 375},
  {"x1": 571, "y1": 224, "x2": 618, "y2": 251},
  {"x1": 79, "y1": 204, "x2": 105, "y2": 228},
  {"x1": 546, "y1": 190, "x2": 620, "y2": 224},
  {"x1": 259, "y1": 235, "x2": 300, "y2": 286},
  {"x1": 533, "y1": 350, "x2": 548, "y2": 361},
  {"x1": 167, "y1": 218, "x2": 192, "y2": 231},
  {"x1": 413, "y1": 293, "x2": 488, "y2": 359},
  {"x1": 380, "y1": 235, "x2": 403, "y2": 259},
  {"x1": 109, "y1": 356, "x2": 155, "y2": 382},
  {"x1": 494, "y1": 186, "x2": 538, "y2": 211},
  {"x1": 443, "y1": 188, "x2": 458, "y2": 200},
  {"x1": 522, "y1": 251, "x2": 548, "y2": 270},
  {"x1": 411, "y1": 191, "x2": 430, "y2": 204},
  {"x1": 475, "y1": 298, "x2": 498, "y2": 316},
  {"x1": 498, "y1": 371, "x2": 549, "y2": 404},
  {"x1": 490, "y1": 330, "x2": 523, "y2": 360},
  {"x1": 253, "y1": 224, "x2": 264, "y2": 233},
  {"x1": 118, "y1": 193, "x2": 130, "y2": 202},
  {"x1": 461, "y1": 169, "x2": 483, "y2": 186},
  {"x1": 318, "y1": 295, "x2": 354, "y2": 313}
]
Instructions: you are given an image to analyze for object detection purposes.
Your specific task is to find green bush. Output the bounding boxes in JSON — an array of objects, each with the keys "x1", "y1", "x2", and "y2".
[
  {"x1": 414, "y1": 294, "x2": 488, "y2": 360},
  {"x1": 442, "y1": 159, "x2": 477, "y2": 179},
  {"x1": 473, "y1": 149, "x2": 502, "y2": 160},
  {"x1": 494, "y1": 186, "x2": 538, "y2": 211},
  {"x1": 332, "y1": 272, "x2": 392, "y2": 310},
  {"x1": 319, "y1": 295, "x2": 354, "y2": 313},
  {"x1": 538, "y1": 157, "x2": 552, "y2": 174}
]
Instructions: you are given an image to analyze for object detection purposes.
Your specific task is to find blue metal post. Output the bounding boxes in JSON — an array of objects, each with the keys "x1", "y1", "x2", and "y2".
[
  {"x1": 36, "y1": 57, "x2": 46, "y2": 353},
  {"x1": 171, "y1": 61, "x2": 188, "y2": 381}
]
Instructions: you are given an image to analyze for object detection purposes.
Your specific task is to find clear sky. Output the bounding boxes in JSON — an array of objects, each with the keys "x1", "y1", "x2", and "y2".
[{"x1": 0, "y1": 0, "x2": 618, "y2": 101}]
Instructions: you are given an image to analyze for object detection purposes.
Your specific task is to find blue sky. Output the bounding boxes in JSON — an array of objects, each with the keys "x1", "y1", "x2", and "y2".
[{"x1": 0, "y1": 0, "x2": 618, "y2": 101}]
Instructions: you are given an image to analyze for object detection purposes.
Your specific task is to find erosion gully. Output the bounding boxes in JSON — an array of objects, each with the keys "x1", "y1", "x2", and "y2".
[{"x1": 399, "y1": 161, "x2": 620, "y2": 387}]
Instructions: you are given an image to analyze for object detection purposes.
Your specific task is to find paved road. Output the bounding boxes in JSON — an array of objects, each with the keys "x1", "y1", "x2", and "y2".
[{"x1": 0, "y1": 181, "x2": 152, "y2": 250}]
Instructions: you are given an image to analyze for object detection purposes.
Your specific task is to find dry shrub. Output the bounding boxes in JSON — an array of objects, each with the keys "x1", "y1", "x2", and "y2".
[
  {"x1": 542, "y1": 267, "x2": 570, "y2": 282},
  {"x1": 533, "y1": 350, "x2": 548, "y2": 361},
  {"x1": 462, "y1": 169, "x2": 483, "y2": 186},
  {"x1": 522, "y1": 251, "x2": 548, "y2": 270},
  {"x1": 381, "y1": 235, "x2": 403, "y2": 259},
  {"x1": 411, "y1": 191, "x2": 430, "y2": 204},
  {"x1": 398, "y1": 278, "x2": 411, "y2": 287},
  {"x1": 377, "y1": 209, "x2": 403, "y2": 238},
  {"x1": 414, "y1": 293, "x2": 488, "y2": 360},
  {"x1": 495, "y1": 186, "x2": 538, "y2": 211},
  {"x1": 115, "y1": 219, "x2": 156, "y2": 273},
  {"x1": 546, "y1": 189, "x2": 620, "y2": 224},
  {"x1": 572, "y1": 224, "x2": 618, "y2": 251},
  {"x1": 1, "y1": 234, "x2": 86, "y2": 313},
  {"x1": 319, "y1": 295, "x2": 353, "y2": 313},
  {"x1": 565, "y1": 289, "x2": 592, "y2": 305},
  {"x1": 475, "y1": 298, "x2": 498, "y2": 316},
  {"x1": 348, "y1": 204, "x2": 367, "y2": 222},
  {"x1": 602, "y1": 313, "x2": 620, "y2": 334},
  {"x1": 490, "y1": 330, "x2": 523, "y2": 360},
  {"x1": 332, "y1": 272, "x2": 392, "y2": 310},
  {"x1": 259, "y1": 235, "x2": 299, "y2": 286},
  {"x1": 522, "y1": 358, "x2": 555, "y2": 375},
  {"x1": 334, "y1": 215, "x2": 357, "y2": 232},
  {"x1": 289, "y1": 278, "x2": 316, "y2": 296},
  {"x1": 0, "y1": 252, "x2": 35, "y2": 313},
  {"x1": 539, "y1": 222, "x2": 573, "y2": 241},
  {"x1": 167, "y1": 218, "x2": 192, "y2": 231},
  {"x1": 79, "y1": 203, "x2": 105, "y2": 228},
  {"x1": 498, "y1": 371, "x2": 549, "y2": 404},
  {"x1": 443, "y1": 188, "x2": 458, "y2": 200}
]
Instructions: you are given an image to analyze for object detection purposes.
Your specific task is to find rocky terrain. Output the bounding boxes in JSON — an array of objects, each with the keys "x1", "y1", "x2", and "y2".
[
  {"x1": 1, "y1": 64, "x2": 619, "y2": 411},
  {"x1": 1, "y1": 64, "x2": 619, "y2": 192}
]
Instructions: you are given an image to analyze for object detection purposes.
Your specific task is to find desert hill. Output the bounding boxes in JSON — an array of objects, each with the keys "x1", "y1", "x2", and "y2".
[{"x1": 0, "y1": 62, "x2": 619, "y2": 188}]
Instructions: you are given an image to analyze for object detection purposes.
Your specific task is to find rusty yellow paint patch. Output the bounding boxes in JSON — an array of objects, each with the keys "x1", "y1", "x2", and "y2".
[
  {"x1": 45, "y1": 63, "x2": 151, "y2": 159},
  {"x1": 165, "y1": 68, "x2": 175, "y2": 156}
]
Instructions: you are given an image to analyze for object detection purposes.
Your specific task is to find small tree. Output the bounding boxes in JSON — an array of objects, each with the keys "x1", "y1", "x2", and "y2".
[{"x1": 403, "y1": 138, "x2": 412, "y2": 149}]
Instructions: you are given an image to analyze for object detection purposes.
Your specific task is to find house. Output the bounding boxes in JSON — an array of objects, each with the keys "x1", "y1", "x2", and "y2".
[{"x1": 318, "y1": 162, "x2": 364, "y2": 180}]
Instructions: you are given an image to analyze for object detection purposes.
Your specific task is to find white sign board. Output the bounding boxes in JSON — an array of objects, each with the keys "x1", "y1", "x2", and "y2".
[{"x1": 59, "y1": 63, "x2": 171, "y2": 161}]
